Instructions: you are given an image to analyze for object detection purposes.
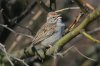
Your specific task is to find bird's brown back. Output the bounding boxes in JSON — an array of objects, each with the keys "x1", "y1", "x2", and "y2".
[{"x1": 32, "y1": 22, "x2": 56, "y2": 44}]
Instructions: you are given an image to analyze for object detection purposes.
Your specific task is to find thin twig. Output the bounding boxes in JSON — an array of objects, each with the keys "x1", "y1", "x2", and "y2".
[
  {"x1": 57, "y1": 46, "x2": 73, "y2": 57},
  {"x1": 0, "y1": 43, "x2": 29, "y2": 66},
  {"x1": 57, "y1": 46, "x2": 96, "y2": 61},
  {"x1": 55, "y1": 7, "x2": 80, "y2": 13},
  {"x1": 67, "y1": 12, "x2": 83, "y2": 33},
  {"x1": 0, "y1": 43, "x2": 14, "y2": 66},
  {"x1": 83, "y1": 0, "x2": 95, "y2": 11},
  {"x1": 89, "y1": 27, "x2": 100, "y2": 33},
  {"x1": 38, "y1": 0, "x2": 51, "y2": 12},
  {"x1": 73, "y1": 46, "x2": 96, "y2": 61},
  {"x1": 0, "y1": 24, "x2": 34, "y2": 39},
  {"x1": 73, "y1": 0, "x2": 89, "y2": 14},
  {"x1": 11, "y1": 56, "x2": 29, "y2": 66}
]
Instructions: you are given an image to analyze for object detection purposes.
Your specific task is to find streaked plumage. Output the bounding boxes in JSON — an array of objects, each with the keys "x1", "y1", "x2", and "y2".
[
  {"x1": 32, "y1": 12, "x2": 65, "y2": 47},
  {"x1": 32, "y1": 22, "x2": 56, "y2": 44},
  {"x1": 41, "y1": 17, "x2": 65, "y2": 47}
]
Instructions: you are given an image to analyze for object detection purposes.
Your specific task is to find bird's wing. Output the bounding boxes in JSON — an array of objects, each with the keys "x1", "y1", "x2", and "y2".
[{"x1": 32, "y1": 22, "x2": 56, "y2": 44}]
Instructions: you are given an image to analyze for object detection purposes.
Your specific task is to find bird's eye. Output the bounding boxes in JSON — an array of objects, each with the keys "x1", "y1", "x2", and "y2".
[{"x1": 52, "y1": 17, "x2": 55, "y2": 18}]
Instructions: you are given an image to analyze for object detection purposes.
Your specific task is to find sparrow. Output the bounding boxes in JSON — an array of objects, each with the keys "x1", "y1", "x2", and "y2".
[{"x1": 31, "y1": 12, "x2": 65, "y2": 48}]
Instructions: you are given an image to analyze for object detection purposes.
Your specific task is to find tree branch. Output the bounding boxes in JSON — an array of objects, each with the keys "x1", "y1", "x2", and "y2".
[{"x1": 46, "y1": 9, "x2": 100, "y2": 55}]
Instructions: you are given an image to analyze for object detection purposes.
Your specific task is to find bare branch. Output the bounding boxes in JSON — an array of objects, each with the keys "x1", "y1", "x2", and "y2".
[
  {"x1": 46, "y1": 9, "x2": 100, "y2": 55},
  {"x1": 0, "y1": 43, "x2": 29, "y2": 66},
  {"x1": 0, "y1": 24, "x2": 34, "y2": 39},
  {"x1": 67, "y1": 12, "x2": 83, "y2": 33},
  {"x1": 73, "y1": 46, "x2": 96, "y2": 61},
  {"x1": 57, "y1": 46, "x2": 96, "y2": 61},
  {"x1": 89, "y1": 27, "x2": 100, "y2": 33},
  {"x1": 55, "y1": 7, "x2": 80, "y2": 13}
]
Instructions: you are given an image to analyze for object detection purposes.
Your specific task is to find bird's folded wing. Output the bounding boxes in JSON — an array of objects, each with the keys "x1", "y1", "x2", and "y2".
[{"x1": 32, "y1": 23, "x2": 56, "y2": 44}]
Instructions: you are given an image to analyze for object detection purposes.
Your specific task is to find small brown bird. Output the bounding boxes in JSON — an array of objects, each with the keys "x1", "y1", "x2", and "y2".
[{"x1": 31, "y1": 12, "x2": 65, "y2": 47}]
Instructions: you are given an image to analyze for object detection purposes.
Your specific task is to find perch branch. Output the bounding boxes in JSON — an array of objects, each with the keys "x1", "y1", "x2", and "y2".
[{"x1": 46, "y1": 9, "x2": 100, "y2": 55}]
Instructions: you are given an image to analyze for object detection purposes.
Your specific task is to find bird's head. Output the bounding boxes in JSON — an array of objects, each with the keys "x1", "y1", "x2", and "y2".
[{"x1": 47, "y1": 12, "x2": 61, "y2": 23}]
